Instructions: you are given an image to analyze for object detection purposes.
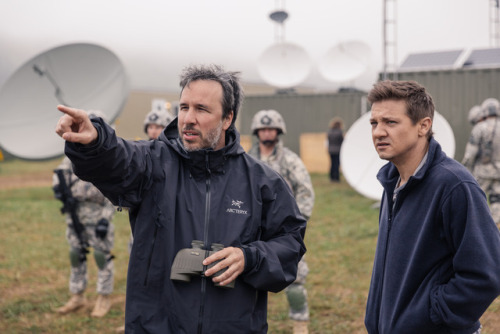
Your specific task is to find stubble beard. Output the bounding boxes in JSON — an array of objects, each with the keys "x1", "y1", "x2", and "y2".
[{"x1": 182, "y1": 120, "x2": 223, "y2": 152}]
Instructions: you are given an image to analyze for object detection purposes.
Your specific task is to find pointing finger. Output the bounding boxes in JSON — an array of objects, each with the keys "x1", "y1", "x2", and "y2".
[{"x1": 57, "y1": 105, "x2": 86, "y2": 119}]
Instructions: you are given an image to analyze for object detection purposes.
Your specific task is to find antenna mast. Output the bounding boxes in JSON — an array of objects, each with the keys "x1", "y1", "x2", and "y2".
[{"x1": 383, "y1": 0, "x2": 398, "y2": 80}]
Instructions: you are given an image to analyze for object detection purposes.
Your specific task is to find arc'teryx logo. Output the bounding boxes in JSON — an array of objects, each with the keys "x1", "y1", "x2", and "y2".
[
  {"x1": 226, "y1": 199, "x2": 248, "y2": 215},
  {"x1": 232, "y1": 200, "x2": 243, "y2": 208}
]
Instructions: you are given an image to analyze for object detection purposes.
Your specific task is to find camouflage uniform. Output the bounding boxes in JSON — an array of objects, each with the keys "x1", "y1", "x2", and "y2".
[
  {"x1": 249, "y1": 110, "x2": 315, "y2": 322},
  {"x1": 143, "y1": 102, "x2": 174, "y2": 134},
  {"x1": 463, "y1": 100, "x2": 500, "y2": 227},
  {"x1": 53, "y1": 157, "x2": 116, "y2": 295}
]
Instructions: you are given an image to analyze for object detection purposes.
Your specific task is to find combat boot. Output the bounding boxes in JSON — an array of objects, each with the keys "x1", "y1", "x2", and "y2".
[
  {"x1": 56, "y1": 292, "x2": 86, "y2": 314},
  {"x1": 91, "y1": 294, "x2": 111, "y2": 318},
  {"x1": 293, "y1": 320, "x2": 309, "y2": 334}
]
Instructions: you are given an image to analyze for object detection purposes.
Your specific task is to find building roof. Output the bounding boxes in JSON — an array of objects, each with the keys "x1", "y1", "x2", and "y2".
[
  {"x1": 463, "y1": 48, "x2": 500, "y2": 68},
  {"x1": 398, "y1": 48, "x2": 500, "y2": 71}
]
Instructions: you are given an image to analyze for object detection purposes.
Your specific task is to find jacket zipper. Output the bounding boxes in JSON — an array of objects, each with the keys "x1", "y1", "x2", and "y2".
[
  {"x1": 198, "y1": 154, "x2": 212, "y2": 334},
  {"x1": 377, "y1": 198, "x2": 394, "y2": 326}
]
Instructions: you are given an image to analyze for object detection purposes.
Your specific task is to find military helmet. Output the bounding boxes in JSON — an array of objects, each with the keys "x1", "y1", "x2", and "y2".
[
  {"x1": 87, "y1": 109, "x2": 109, "y2": 124},
  {"x1": 481, "y1": 98, "x2": 500, "y2": 118},
  {"x1": 251, "y1": 109, "x2": 287, "y2": 135},
  {"x1": 467, "y1": 105, "x2": 483, "y2": 125},
  {"x1": 143, "y1": 109, "x2": 174, "y2": 134}
]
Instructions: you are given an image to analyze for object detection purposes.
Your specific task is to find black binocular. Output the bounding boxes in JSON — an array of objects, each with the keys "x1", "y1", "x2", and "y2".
[{"x1": 170, "y1": 240, "x2": 235, "y2": 288}]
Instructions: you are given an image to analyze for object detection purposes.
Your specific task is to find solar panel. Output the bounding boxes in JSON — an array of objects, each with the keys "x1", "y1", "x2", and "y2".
[
  {"x1": 463, "y1": 48, "x2": 500, "y2": 68},
  {"x1": 399, "y1": 50, "x2": 464, "y2": 71}
]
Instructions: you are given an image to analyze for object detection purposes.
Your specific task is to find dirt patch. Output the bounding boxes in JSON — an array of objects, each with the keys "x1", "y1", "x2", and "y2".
[
  {"x1": 0, "y1": 173, "x2": 53, "y2": 190},
  {"x1": 481, "y1": 299, "x2": 500, "y2": 333}
]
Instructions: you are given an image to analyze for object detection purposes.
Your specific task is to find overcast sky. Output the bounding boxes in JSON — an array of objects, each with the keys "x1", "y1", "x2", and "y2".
[{"x1": 0, "y1": 0, "x2": 494, "y2": 93}]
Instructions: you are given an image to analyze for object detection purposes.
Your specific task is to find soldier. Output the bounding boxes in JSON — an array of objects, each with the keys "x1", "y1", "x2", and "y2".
[
  {"x1": 248, "y1": 109, "x2": 315, "y2": 334},
  {"x1": 53, "y1": 110, "x2": 116, "y2": 318},
  {"x1": 462, "y1": 105, "x2": 485, "y2": 179},
  {"x1": 143, "y1": 99, "x2": 174, "y2": 140},
  {"x1": 468, "y1": 105, "x2": 485, "y2": 127},
  {"x1": 462, "y1": 98, "x2": 500, "y2": 227}
]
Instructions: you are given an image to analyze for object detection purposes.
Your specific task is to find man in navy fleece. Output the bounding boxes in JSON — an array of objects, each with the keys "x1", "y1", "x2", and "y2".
[{"x1": 365, "y1": 80, "x2": 500, "y2": 334}]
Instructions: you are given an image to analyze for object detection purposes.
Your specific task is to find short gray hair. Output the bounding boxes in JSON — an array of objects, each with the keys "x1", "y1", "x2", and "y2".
[{"x1": 179, "y1": 64, "x2": 244, "y2": 128}]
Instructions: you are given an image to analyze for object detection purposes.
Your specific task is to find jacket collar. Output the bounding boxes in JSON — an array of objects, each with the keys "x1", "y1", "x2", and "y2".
[
  {"x1": 377, "y1": 137, "x2": 444, "y2": 193},
  {"x1": 160, "y1": 117, "x2": 245, "y2": 179}
]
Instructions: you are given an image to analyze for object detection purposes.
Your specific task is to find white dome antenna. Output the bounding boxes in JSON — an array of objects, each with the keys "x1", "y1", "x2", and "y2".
[
  {"x1": 341, "y1": 111, "x2": 455, "y2": 201},
  {"x1": 0, "y1": 43, "x2": 129, "y2": 160},
  {"x1": 318, "y1": 40, "x2": 371, "y2": 83},
  {"x1": 258, "y1": 2, "x2": 311, "y2": 89}
]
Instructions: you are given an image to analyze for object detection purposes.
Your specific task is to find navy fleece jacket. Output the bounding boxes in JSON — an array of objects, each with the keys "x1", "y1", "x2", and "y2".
[{"x1": 365, "y1": 138, "x2": 500, "y2": 334}]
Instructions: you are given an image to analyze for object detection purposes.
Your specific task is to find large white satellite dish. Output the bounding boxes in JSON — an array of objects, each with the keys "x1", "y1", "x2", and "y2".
[
  {"x1": 0, "y1": 43, "x2": 129, "y2": 160},
  {"x1": 318, "y1": 40, "x2": 371, "y2": 83},
  {"x1": 340, "y1": 111, "x2": 455, "y2": 201},
  {"x1": 257, "y1": 42, "x2": 312, "y2": 88}
]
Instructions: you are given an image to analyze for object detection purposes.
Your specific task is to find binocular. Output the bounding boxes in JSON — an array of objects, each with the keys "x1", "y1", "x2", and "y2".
[{"x1": 170, "y1": 240, "x2": 235, "y2": 288}]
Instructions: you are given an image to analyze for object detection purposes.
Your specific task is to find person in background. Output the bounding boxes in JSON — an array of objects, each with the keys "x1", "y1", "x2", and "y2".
[
  {"x1": 462, "y1": 98, "x2": 500, "y2": 228},
  {"x1": 53, "y1": 110, "x2": 116, "y2": 318},
  {"x1": 248, "y1": 109, "x2": 314, "y2": 334},
  {"x1": 461, "y1": 104, "x2": 484, "y2": 180},
  {"x1": 143, "y1": 99, "x2": 174, "y2": 141},
  {"x1": 365, "y1": 80, "x2": 500, "y2": 333},
  {"x1": 327, "y1": 117, "x2": 344, "y2": 182},
  {"x1": 55, "y1": 64, "x2": 306, "y2": 333}
]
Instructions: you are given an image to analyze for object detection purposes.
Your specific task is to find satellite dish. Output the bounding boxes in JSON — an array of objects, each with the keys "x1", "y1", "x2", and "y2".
[
  {"x1": 0, "y1": 43, "x2": 128, "y2": 160},
  {"x1": 340, "y1": 111, "x2": 455, "y2": 201},
  {"x1": 257, "y1": 42, "x2": 312, "y2": 88},
  {"x1": 318, "y1": 40, "x2": 371, "y2": 83}
]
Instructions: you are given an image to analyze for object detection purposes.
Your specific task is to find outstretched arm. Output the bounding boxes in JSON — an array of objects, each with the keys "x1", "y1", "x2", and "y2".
[{"x1": 55, "y1": 105, "x2": 98, "y2": 145}]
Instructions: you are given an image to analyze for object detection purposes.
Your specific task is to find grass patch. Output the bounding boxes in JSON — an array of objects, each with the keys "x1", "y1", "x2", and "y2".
[
  {"x1": 0, "y1": 158, "x2": 61, "y2": 176},
  {"x1": 0, "y1": 163, "x2": 499, "y2": 333}
]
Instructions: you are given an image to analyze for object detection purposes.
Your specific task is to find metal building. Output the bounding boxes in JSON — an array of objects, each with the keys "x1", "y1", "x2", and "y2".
[
  {"x1": 240, "y1": 48, "x2": 500, "y2": 163},
  {"x1": 239, "y1": 90, "x2": 368, "y2": 158}
]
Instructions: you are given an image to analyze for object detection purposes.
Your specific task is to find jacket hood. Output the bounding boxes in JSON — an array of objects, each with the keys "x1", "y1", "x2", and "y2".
[{"x1": 159, "y1": 117, "x2": 246, "y2": 179}]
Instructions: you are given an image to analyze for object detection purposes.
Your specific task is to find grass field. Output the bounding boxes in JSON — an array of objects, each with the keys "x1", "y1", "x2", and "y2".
[{"x1": 0, "y1": 159, "x2": 499, "y2": 333}]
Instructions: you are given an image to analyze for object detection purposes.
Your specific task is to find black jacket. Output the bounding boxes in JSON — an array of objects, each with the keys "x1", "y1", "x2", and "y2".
[{"x1": 65, "y1": 118, "x2": 307, "y2": 333}]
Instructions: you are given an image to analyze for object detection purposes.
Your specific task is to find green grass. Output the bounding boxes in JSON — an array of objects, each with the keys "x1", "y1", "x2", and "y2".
[
  {"x1": 0, "y1": 158, "x2": 61, "y2": 176},
  {"x1": 0, "y1": 159, "x2": 499, "y2": 333}
]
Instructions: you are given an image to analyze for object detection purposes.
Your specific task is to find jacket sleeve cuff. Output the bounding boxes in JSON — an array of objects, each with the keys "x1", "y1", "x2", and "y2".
[
  {"x1": 65, "y1": 119, "x2": 105, "y2": 154},
  {"x1": 239, "y1": 245, "x2": 256, "y2": 274}
]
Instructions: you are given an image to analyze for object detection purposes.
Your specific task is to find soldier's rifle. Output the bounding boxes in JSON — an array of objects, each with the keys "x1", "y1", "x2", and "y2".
[{"x1": 54, "y1": 169, "x2": 89, "y2": 262}]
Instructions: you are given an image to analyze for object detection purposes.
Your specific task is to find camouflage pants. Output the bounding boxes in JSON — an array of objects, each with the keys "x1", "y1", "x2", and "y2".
[
  {"x1": 477, "y1": 178, "x2": 500, "y2": 227},
  {"x1": 66, "y1": 222, "x2": 115, "y2": 295},
  {"x1": 285, "y1": 257, "x2": 309, "y2": 321}
]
